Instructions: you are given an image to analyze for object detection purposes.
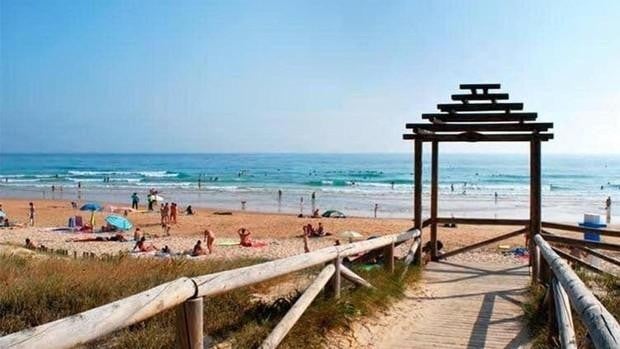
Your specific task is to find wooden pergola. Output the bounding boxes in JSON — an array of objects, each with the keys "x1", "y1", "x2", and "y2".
[{"x1": 403, "y1": 83, "x2": 553, "y2": 275}]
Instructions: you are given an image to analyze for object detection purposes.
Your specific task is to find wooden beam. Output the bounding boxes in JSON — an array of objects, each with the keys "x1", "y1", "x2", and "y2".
[
  {"x1": 414, "y1": 140, "x2": 423, "y2": 265},
  {"x1": 422, "y1": 218, "x2": 433, "y2": 228},
  {"x1": 0, "y1": 277, "x2": 198, "y2": 349},
  {"x1": 340, "y1": 265, "x2": 375, "y2": 289},
  {"x1": 542, "y1": 234, "x2": 620, "y2": 252},
  {"x1": 530, "y1": 139, "x2": 542, "y2": 283},
  {"x1": 460, "y1": 83, "x2": 500, "y2": 90},
  {"x1": 542, "y1": 221, "x2": 620, "y2": 238},
  {"x1": 422, "y1": 112, "x2": 538, "y2": 123},
  {"x1": 437, "y1": 103, "x2": 523, "y2": 112},
  {"x1": 435, "y1": 217, "x2": 530, "y2": 226},
  {"x1": 439, "y1": 228, "x2": 527, "y2": 260},
  {"x1": 535, "y1": 235, "x2": 620, "y2": 348},
  {"x1": 260, "y1": 264, "x2": 335, "y2": 349},
  {"x1": 407, "y1": 122, "x2": 553, "y2": 133},
  {"x1": 451, "y1": 93, "x2": 509, "y2": 101},
  {"x1": 578, "y1": 246, "x2": 620, "y2": 268},
  {"x1": 552, "y1": 278, "x2": 577, "y2": 349},
  {"x1": 175, "y1": 297, "x2": 204, "y2": 349},
  {"x1": 400, "y1": 238, "x2": 421, "y2": 281},
  {"x1": 384, "y1": 242, "x2": 395, "y2": 273},
  {"x1": 430, "y1": 141, "x2": 439, "y2": 261},
  {"x1": 403, "y1": 133, "x2": 553, "y2": 142},
  {"x1": 552, "y1": 247, "x2": 614, "y2": 276}
]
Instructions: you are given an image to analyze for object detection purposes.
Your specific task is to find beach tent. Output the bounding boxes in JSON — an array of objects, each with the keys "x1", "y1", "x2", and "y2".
[{"x1": 322, "y1": 210, "x2": 346, "y2": 218}]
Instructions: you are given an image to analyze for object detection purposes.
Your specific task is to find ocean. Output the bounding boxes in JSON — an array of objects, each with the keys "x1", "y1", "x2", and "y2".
[{"x1": 0, "y1": 153, "x2": 618, "y2": 222}]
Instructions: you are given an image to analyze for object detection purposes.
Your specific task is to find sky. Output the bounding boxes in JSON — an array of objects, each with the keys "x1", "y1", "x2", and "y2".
[{"x1": 1, "y1": 0, "x2": 619, "y2": 154}]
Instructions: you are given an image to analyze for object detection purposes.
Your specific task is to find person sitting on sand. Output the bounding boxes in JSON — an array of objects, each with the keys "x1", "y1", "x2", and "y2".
[
  {"x1": 185, "y1": 205, "x2": 194, "y2": 215},
  {"x1": 161, "y1": 245, "x2": 172, "y2": 254},
  {"x1": 3, "y1": 218, "x2": 10, "y2": 227},
  {"x1": 192, "y1": 240, "x2": 207, "y2": 256},
  {"x1": 203, "y1": 229, "x2": 215, "y2": 254},
  {"x1": 238, "y1": 227, "x2": 254, "y2": 247},
  {"x1": 303, "y1": 223, "x2": 315, "y2": 237},
  {"x1": 133, "y1": 236, "x2": 157, "y2": 252},
  {"x1": 108, "y1": 233, "x2": 127, "y2": 242},
  {"x1": 25, "y1": 238, "x2": 36, "y2": 250},
  {"x1": 312, "y1": 208, "x2": 320, "y2": 218},
  {"x1": 315, "y1": 222, "x2": 326, "y2": 236}
]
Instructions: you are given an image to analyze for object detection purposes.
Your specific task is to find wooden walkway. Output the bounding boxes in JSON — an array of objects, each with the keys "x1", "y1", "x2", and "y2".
[{"x1": 378, "y1": 260, "x2": 532, "y2": 349}]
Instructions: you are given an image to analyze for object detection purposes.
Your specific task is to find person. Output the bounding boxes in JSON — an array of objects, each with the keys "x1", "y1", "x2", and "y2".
[
  {"x1": 77, "y1": 181, "x2": 81, "y2": 189},
  {"x1": 606, "y1": 196, "x2": 612, "y2": 224},
  {"x1": 161, "y1": 245, "x2": 172, "y2": 254},
  {"x1": 303, "y1": 234, "x2": 310, "y2": 253},
  {"x1": 451, "y1": 183, "x2": 454, "y2": 192},
  {"x1": 160, "y1": 203, "x2": 167, "y2": 224},
  {"x1": 192, "y1": 240, "x2": 207, "y2": 256},
  {"x1": 203, "y1": 229, "x2": 215, "y2": 254},
  {"x1": 131, "y1": 193, "x2": 139, "y2": 210},
  {"x1": 315, "y1": 222, "x2": 327, "y2": 237},
  {"x1": 133, "y1": 236, "x2": 157, "y2": 252},
  {"x1": 303, "y1": 223, "x2": 315, "y2": 237},
  {"x1": 170, "y1": 202, "x2": 177, "y2": 224},
  {"x1": 25, "y1": 238, "x2": 36, "y2": 249},
  {"x1": 374, "y1": 203, "x2": 379, "y2": 218},
  {"x1": 28, "y1": 202, "x2": 35, "y2": 226},
  {"x1": 162, "y1": 223, "x2": 171, "y2": 236},
  {"x1": 238, "y1": 227, "x2": 253, "y2": 247},
  {"x1": 133, "y1": 227, "x2": 142, "y2": 241},
  {"x1": 278, "y1": 189, "x2": 282, "y2": 202},
  {"x1": 185, "y1": 205, "x2": 194, "y2": 215},
  {"x1": 71, "y1": 201, "x2": 78, "y2": 209},
  {"x1": 147, "y1": 194, "x2": 154, "y2": 211},
  {"x1": 312, "y1": 208, "x2": 320, "y2": 218},
  {"x1": 311, "y1": 192, "x2": 316, "y2": 212},
  {"x1": 494, "y1": 192, "x2": 498, "y2": 203},
  {"x1": 108, "y1": 233, "x2": 127, "y2": 242},
  {"x1": 3, "y1": 218, "x2": 10, "y2": 227},
  {"x1": 334, "y1": 239, "x2": 341, "y2": 246}
]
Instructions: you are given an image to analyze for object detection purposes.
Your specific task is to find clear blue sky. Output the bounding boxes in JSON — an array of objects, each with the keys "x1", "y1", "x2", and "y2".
[{"x1": 1, "y1": 0, "x2": 619, "y2": 154}]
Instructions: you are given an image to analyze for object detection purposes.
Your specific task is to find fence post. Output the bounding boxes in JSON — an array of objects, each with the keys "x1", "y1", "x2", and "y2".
[
  {"x1": 175, "y1": 297, "x2": 204, "y2": 349},
  {"x1": 384, "y1": 242, "x2": 395, "y2": 273},
  {"x1": 326, "y1": 257, "x2": 342, "y2": 299}
]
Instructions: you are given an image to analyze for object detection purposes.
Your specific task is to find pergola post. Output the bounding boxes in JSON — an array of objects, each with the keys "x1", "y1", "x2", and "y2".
[
  {"x1": 414, "y1": 140, "x2": 423, "y2": 264},
  {"x1": 430, "y1": 141, "x2": 439, "y2": 261},
  {"x1": 530, "y1": 138, "x2": 542, "y2": 282}
]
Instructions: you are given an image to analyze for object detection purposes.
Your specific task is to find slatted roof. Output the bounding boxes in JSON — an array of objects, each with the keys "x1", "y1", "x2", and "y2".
[{"x1": 403, "y1": 84, "x2": 554, "y2": 142}]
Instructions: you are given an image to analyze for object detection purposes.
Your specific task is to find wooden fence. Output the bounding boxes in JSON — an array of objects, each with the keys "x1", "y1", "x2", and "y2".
[
  {"x1": 0, "y1": 229, "x2": 421, "y2": 349},
  {"x1": 533, "y1": 233, "x2": 620, "y2": 349}
]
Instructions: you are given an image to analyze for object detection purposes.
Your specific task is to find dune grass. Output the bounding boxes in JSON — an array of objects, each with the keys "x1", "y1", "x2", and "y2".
[
  {"x1": 0, "y1": 252, "x2": 420, "y2": 348},
  {"x1": 523, "y1": 271, "x2": 619, "y2": 348}
]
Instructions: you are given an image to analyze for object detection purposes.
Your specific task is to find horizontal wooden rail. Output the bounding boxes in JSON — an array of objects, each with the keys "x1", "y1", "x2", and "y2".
[
  {"x1": 551, "y1": 247, "x2": 611, "y2": 277},
  {"x1": 192, "y1": 230, "x2": 418, "y2": 298},
  {"x1": 0, "y1": 229, "x2": 420, "y2": 349},
  {"x1": 439, "y1": 227, "x2": 527, "y2": 260},
  {"x1": 542, "y1": 234, "x2": 620, "y2": 252},
  {"x1": 435, "y1": 217, "x2": 529, "y2": 226},
  {"x1": 422, "y1": 112, "x2": 538, "y2": 123},
  {"x1": 0, "y1": 278, "x2": 197, "y2": 349},
  {"x1": 534, "y1": 235, "x2": 620, "y2": 348},
  {"x1": 542, "y1": 221, "x2": 620, "y2": 238}
]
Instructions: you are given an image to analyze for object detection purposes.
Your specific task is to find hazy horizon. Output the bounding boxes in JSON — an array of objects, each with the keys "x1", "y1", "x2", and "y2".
[{"x1": 2, "y1": 1, "x2": 620, "y2": 154}]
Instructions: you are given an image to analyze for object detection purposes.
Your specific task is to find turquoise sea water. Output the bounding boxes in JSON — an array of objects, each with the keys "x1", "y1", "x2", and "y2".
[{"x1": 0, "y1": 153, "x2": 618, "y2": 221}]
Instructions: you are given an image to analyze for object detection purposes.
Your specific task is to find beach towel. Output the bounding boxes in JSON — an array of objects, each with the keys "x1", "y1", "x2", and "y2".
[{"x1": 216, "y1": 238, "x2": 239, "y2": 246}]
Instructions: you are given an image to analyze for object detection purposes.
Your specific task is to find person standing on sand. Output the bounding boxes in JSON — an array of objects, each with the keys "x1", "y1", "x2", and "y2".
[
  {"x1": 606, "y1": 196, "x2": 612, "y2": 224},
  {"x1": 203, "y1": 229, "x2": 215, "y2": 254},
  {"x1": 374, "y1": 203, "x2": 379, "y2": 218},
  {"x1": 131, "y1": 193, "x2": 139, "y2": 210},
  {"x1": 170, "y1": 203, "x2": 177, "y2": 224},
  {"x1": 28, "y1": 202, "x2": 35, "y2": 226},
  {"x1": 311, "y1": 192, "x2": 316, "y2": 213}
]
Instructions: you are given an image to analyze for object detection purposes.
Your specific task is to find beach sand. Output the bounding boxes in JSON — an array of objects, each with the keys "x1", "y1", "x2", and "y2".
[{"x1": 0, "y1": 198, "x2": 617, "y2": 274}]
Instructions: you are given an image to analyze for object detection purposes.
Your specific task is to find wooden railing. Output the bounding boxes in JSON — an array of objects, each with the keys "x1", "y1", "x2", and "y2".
[
  {"x1": 0, "y1": 229, "x2": 421, "y2": 349},
  {"x1": 533, "y1": 234, "x2": 620, "y2": 348}
]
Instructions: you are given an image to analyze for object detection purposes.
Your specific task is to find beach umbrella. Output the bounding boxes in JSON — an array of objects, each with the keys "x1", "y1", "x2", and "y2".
[
  {"x1": 105, "y1": 214, "x2": 133, "y2": 231},
  {"x1": 80, "y1": 203, "x2": 103, "y2": 212},
  {"x1": 80, "y1": 203, "x2": 102, "y2": 227},
  {"x1": 322, "y1": 210, "x2": 346, "y2": 218}
]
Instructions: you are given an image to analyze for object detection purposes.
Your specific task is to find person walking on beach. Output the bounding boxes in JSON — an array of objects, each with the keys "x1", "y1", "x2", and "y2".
[
  {"x1": 606, "y1": 196, "x2": 612, "y2": 224},
  {"x1": 170, "y1": 202, "x2": 178, "y2": 224},
  {"x1": 203, "y1": 229, "x2": 215, "y2": 254},
  {"x1": 311, "y1": 192, "x2": 316, "y2": 213},
  {"x1": 299, "y1": 197, "x2": 304, "y2": 216},
  {"x1": 374, "y1": 203, "x2": 379, "y2": 218},
  {"x1": 131, "y1": 192, "x2": 139, "y2": 210},
  {"x1": 28, "y1": 202, "x2": 35, "y2": 226}
]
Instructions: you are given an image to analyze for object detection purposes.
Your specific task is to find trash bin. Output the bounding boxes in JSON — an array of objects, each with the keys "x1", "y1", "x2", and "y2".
[{"x1": 579, "y1": 213, "x2": 606, "y2": 242}]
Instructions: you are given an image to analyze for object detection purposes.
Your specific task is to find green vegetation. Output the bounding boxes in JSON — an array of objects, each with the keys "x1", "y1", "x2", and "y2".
[
  {"x1": 523, "y1": 272, "x2": 619, "y2": 348},
  {"x1": 0, "y1": 253, "x2": 420, "y2": 348}
]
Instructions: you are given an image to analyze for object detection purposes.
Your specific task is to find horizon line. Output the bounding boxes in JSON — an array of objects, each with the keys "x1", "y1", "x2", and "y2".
[{"x1": 1, "y1": 151, "x2": 619, "y2": 156}]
